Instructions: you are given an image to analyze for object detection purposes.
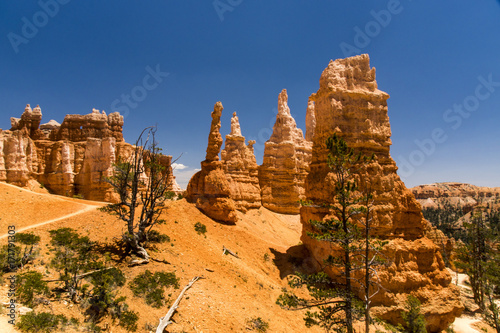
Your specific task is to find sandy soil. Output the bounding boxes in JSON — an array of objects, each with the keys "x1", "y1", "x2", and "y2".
[
  {"x1": 0, "y1": 182, "x2": 323, "y2": 332},
  {"x1": 1, "y1": 181, "x2": 495, "y2": 333}
]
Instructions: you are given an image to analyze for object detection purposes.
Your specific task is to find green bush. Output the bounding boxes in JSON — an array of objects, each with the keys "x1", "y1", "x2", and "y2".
[
  {"x1": 16, "y1": 232, "x2": 41, "y2": 267},
  {"x1": 399, "y1": 295, "x2": 427, "y2": 333},
  {"x1": 86, "y1": 267, "x2": 126, "y2": 321},
  {"x1": 129, "y1": 270, "x2": 179, "y2": 308},
  {"x1": 194, "y1": 222, "x2": 207, "y2": 236},
  {"x1": 119, "y1": 310, "x2": 139, "y2": 332},
  {"x1": 16, "y1": 312, "x2": 67, "y2": 333},
  {"x1": 147, "y1": 230, "x2": 170, "y2": 243},
  {"x1": 17, "y1": 271, "x2": 49, "y2": 307},
  {"x1": 0, "y1": 244, "x2": 22, "y2": 272},
  {"x1": 246, "y1": 317, "x2": 270, "y2": 332},
  {"x1": 49, "y1": 228, "x2": 95, "y2": 300}
]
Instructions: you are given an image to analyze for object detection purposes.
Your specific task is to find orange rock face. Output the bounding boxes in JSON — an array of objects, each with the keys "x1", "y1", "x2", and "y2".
[
  {"x1": 187, "y1": 102, "x2": 238, "y2": 224},
  {"x1": 1, "y1": 105, "x2": 175, "y2": 202},
  {"x1": 259, "y1": 89, "x2": 312, "y2": 214},
  {"x1": 411, "y1": 182, "x2": 500, "y2": 213},
  {"x1": 221, "y1": 112, "x2": 261, "y2": 212},
  {"x1": 300, "y1": 55, "x2": 462, "y2": 332}
]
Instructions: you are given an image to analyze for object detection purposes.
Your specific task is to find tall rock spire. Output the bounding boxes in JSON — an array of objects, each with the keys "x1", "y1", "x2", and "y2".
[
  {"x1": 259, "y1": 89, "x2": 312, "y2": 214},
  {"x1": 301, "y1": 54, "x2": 462, "y2": 331},
  {"x1": 221, "y1": 112, "x2": 261, "y2": 212},
  {"x1": 205, "y1": 101, "x2": 224, "y2": 162},
  {"x1": 187, "y1": 102, "x2": 238, "y2": 224}
]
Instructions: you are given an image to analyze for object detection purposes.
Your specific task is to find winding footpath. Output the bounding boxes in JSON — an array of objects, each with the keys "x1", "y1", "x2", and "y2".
[{"x1": 0, "y1": 181, "x2": 106, "y2": 240}]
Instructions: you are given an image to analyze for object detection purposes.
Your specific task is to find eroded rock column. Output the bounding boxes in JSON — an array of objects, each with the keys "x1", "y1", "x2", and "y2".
[{"x1": 259, "y1": 89, "x2": 311, "y2": 214}]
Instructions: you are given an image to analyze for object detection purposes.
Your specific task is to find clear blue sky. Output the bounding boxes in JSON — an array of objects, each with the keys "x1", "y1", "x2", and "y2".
[{"x1": 1, "y1": 1, "x2": 499, "y2": 189}]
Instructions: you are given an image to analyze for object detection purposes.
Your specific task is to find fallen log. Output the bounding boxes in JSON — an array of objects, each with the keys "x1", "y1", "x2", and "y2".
[
  {"x1": 156, "y1": 276, "x2": 202, "y2": 333},
  {"x1": 222, "y1": 246, "x2": 240, "y2": 259}
]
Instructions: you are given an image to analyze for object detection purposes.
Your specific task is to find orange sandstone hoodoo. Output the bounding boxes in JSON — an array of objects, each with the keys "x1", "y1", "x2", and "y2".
[
  {"x1": 301, "y1": 54, "x2": 463, "y2": 332},
  {"x1": 0, "y1": 105, "x2": 178, "y2": 201}
]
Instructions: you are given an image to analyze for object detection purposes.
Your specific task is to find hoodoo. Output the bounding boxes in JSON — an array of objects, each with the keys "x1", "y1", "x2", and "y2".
[
  {"x1": 259, "y1": 89, "x2": 312, "y2": 214},
  {"x1": 186, "y1": 102, "x2": 238, "y2": 224},
  {"x1": 300, "y1": 55, "x2": 463, "y2": 331},
  {"x1": 221, "y1": 112, "x2": 261, "y2": 212},
  {"x1": 1, "y1": 105, "x2": 177, "y2": 202}
]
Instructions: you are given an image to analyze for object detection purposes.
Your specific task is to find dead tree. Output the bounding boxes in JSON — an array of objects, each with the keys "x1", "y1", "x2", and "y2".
[{"x1": 105, "y1": 126, "x2": 173, "y2": 264}]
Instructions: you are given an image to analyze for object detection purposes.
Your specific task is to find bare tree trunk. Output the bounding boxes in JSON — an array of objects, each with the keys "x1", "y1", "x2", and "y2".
[{"x1": 156, "y1": 276, "x2": 201, "y2": 333}]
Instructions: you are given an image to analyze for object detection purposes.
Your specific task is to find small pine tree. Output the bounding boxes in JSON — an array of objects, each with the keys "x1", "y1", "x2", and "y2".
[
  {"x1": 17, "y1": 271, "x2": 49, "y2": 307},
  {"x1": 49, "y1": 228, "x2": 96, "y2": 302},
  {"x1": 277, "y1": 134, "x2": 385, "y2": 333},
  {"x1": 400, "y1": 295, "x2": 427, "y2": 333}
]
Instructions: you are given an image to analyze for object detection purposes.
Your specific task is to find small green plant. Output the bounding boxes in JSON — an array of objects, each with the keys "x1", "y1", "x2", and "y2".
[
  {"x1": 119, "y1": 310, "x2": 139, "y2": 332},
  {"x1": 0, "y1": 231, "x2": 40, "y2": 272},
  {"x1": 194, "y1": 222, "x2": 207, "y2": 236},
  {"x1": 17, "y1": 271, "x2": 49, "y2": 307},
  {"x1": 129, "y1": 270, "x2": 179, "y2": 308},
  {"x1": 16, "y1": 232, "x2": 41, "y2": 267},
  {"x1": 49, "y1": 227, "x2": 96, "y2": 301},
  {"x1": 72, "y1": 193, "x2": 84, "y2": 199},
  {"x1": 263, "y1": 253, "x2": 270, "y2": 262},
  {"x1": 147, "y1": 230, "x2": 170, "y2": 243},
  {"x1": 398, "y1": 295, "x2": 427, "y2": 333},
  {"x1": 86, "y1": 266, "x2": 127, "y2": 322},
  {"x1": 16, "y1": 312, "x2": 67, "y2": 333},
  {"x1": 246, "y1": 317, "x2": 269, "y2": 332},
  {"x1": 0, "y1": 244, "x2": 22, "y2": 272}
]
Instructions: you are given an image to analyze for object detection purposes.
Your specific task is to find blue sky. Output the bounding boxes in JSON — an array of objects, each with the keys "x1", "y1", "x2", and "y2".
[{"x1": 1, "y1": 1, "x2": 499, "y2": 189}]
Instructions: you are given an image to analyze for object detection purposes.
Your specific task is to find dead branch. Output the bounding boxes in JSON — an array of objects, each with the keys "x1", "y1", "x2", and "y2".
[
  {"x1": 222, "y1": 246, "x2": 240, "y2": 259},
  {"x1": 151, "y1": 257, "x2": 171, "y2": 265},
  {"x1": 128, "y1": 258, "x2": 150, "y2": 267},
  {"x1": 156, "y1": 276, "x2": 202, "y2": 333},
  {"x1": 43, "y1": 267, "x2": 113, "y2": 282}
]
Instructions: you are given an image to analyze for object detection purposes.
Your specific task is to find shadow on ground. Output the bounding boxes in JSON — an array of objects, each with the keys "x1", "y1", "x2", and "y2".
[{"x1": 270, "y1": 244, "x2": 318, "y2": 279}]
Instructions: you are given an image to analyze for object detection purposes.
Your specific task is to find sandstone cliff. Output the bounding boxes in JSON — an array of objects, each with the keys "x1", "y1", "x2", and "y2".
[
  {"x1": 1, "y1": 105, "x2": 175, "y2": 202},
  {"x1": 411, "y1": 182, "x2": 500, "y2": 212},
  {"x1": 259, "y1": 89, "x2": 312, "y2": 214},
  {"x1": 221, "y1": 112, "x2": 261, "y2": 212},
  {"x1": 300, "y1": 55, "x2": 462, "y2": 331},
  {"x1": 186, "y1": 102, "x2": 238, "y2": 224}
]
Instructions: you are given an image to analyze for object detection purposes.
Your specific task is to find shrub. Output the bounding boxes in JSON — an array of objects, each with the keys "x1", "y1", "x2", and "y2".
[
  {"x1": 16, "y1": 312, "x2": 67, "y2": 333},
  {"x1": 0, "y1": 244, "x2": 22, "y2": 272},
  {"x1": 129, "y1": 270, "x2": 179, "y2": 308},
  {"x1": 86, "y1": 267, "x2": 127, "y2": 321},
  {"x1": 399, "y1": 295, "x2": 427, "y2": 333},
  {"x1": 49, "y1": 228, "x2": 95, "y2": 301},
  {"x1": 194, "y1": 222, "x2": 207, "y2": 236},
  {"x1": 17, "y1": 271, "x2": 49, "y2": 307},
  {"x1": 147, "y1": 230, "x2": 170, "y2": 243},
  {"x1": 16, "y1": 232, "x2": 41, "y2": 266},
  {"x1": 119, "y1": 310, "x2": 139, "y2": 332},
  {"x1": 246, "y1": 317, "x2": 269, "y2": 332}
]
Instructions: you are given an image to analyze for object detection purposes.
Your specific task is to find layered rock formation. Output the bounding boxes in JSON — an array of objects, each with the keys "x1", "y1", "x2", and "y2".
[
  {"x1": 221, "y1": 112, "x2": 261, "y2": 212},
  {"x1": 412, "y1": 182, "x2": 500, "y2": 212},
  {"x1": 1, "y1": 105, "x2": 175, "y2": 202},
  {"x1": 259, "y1": 89, "x2": 312, "y2": 214},
  {"x1": 305, "y1": 97, "x2": 316, "y2": 142},
  {"x1": 300, "y1": 55, "x2": 462, "y2": 331},
  {"x1": 186, "y1": 102, "x2": 238, "y2": 223}
]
